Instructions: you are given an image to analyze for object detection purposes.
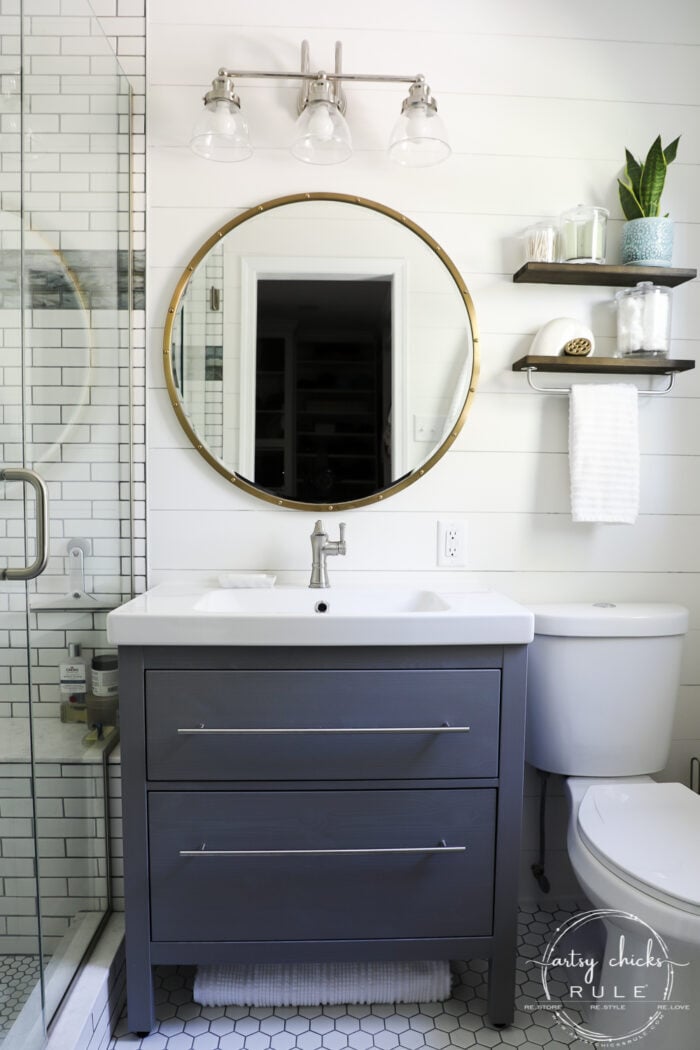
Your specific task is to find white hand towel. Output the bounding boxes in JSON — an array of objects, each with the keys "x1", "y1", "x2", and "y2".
[{"x1": 568, "y1": 384, "x2": 639, "y2": 524}]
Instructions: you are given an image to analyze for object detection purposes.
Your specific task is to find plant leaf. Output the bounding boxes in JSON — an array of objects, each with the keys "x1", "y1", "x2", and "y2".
[
  {"x1": 663, "y1": 135, "x2": 680, "y2": 164},
  {"x1": 618, "y1": 179, "x2": 644, "y2": 220},
  {"x1": 639, "y1": 135, "x2": 666, "y2": 216},
  {"x1": 624, "y1": 148, "x2": 643, "y2": 199}
]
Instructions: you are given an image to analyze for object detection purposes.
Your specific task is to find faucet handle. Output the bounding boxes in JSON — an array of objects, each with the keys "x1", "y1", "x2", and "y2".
[{"x1": 338, "y1": 522, "x2": 346, "y2": 542}]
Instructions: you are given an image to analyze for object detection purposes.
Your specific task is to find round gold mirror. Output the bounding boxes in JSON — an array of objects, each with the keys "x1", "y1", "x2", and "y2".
[{"x1": 163, "y1": 192, "x2": 479, "y2": 511}]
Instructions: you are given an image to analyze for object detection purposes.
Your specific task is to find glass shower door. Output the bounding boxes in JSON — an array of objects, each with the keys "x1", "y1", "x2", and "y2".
[
  {"x1": 0, "y1": 471, "x2": 50, "y2": 1050},
  {"x1": 0, "y1": 41, "x2": 48, "y2": 1043},
  {"x1": 1, "y1": 1, "x2": 132, "y2": 1046}
]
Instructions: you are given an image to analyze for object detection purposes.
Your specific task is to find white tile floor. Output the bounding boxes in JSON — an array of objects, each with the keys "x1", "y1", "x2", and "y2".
[
  {"x1": 108, "y1": 903, "x2": 598, "y2": 1050},
  {"x1": 0, "y1": 954, "x2": 41, "y2": 1039}
]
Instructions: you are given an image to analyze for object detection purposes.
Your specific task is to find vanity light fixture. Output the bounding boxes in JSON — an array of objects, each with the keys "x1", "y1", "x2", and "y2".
[
  {"x1": 190, "y1": 41, "x2": 450, "y2": 167},
  {"x1": 388, "y1": 81, "x2": 451, "y2": 167},
  {"x1": 190, "y1": 73, "x2": 253, "y2": 162}
]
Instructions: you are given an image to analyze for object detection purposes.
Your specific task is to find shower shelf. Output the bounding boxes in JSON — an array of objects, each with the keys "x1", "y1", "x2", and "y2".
[{"x1": 29, "y1": 595, "x2": 119, "y2": 612}]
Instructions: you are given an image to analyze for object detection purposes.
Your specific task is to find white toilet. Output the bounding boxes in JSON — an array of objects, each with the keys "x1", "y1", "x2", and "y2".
[{"x1": 525, "y1": 602, "x2": 700, "y2": 944}]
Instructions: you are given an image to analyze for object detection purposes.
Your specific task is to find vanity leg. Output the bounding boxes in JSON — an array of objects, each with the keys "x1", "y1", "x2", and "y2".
[
  {"x1": 486, "y1": 952, "x2": 516, "y2": 1027},
  {"x1": 486, "y1": 645, "x2": 528, "y2": 1028},
  {"x1": 126, "y1": 949, "x2": 155, "y2": 1034},
  {"x1": 120, "y1": 648, "x2": 156, "y2": 1033}
]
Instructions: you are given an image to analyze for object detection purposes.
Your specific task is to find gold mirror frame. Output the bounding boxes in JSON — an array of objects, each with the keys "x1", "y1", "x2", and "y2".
[{"x1": 163, "y1": 192, "x2": 480, "y2": 512}]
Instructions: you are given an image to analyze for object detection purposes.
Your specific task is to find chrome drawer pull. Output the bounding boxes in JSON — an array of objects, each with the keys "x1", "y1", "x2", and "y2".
[
  {"x1": 177, "y1": 725, "x2": 470, "y2": 735},
  {"x1": 180, "y1": 842, "x2": 466, "y2": 858}
]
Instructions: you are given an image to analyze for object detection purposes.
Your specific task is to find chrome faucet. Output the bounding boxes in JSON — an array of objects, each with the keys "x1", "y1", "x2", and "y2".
[{"x1": 309, "y1": 520, "x2": 346, "y2": 588}]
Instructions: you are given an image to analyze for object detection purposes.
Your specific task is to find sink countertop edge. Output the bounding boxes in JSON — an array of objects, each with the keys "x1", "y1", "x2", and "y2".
[{"x1": 106, "y1": 584, "x2": 535, "y2": 647}]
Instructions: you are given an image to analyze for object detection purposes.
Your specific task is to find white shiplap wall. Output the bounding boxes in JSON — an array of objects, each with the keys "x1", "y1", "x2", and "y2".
[{"x1": 147, "y1": 0, "x2": 700, "y2": 899}]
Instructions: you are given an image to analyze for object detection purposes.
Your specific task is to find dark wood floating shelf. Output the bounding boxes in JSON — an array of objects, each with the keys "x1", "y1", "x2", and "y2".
[
  {"x1": 513, "y1": 262, "x2": 697, "y2": 288},
  {"x1": 513, "y1": 355, "x2": 695, "y2": 376}
]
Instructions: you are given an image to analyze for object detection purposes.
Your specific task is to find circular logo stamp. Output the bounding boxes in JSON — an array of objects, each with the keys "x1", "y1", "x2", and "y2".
[{"x1": 526, "y1": 908, "x2": 690, "y2": 1046}]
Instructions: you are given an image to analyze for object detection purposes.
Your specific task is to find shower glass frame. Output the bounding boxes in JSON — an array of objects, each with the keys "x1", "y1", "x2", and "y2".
[{"x1": 0, "y1": 3, "x2": 133, "y2": 1046}]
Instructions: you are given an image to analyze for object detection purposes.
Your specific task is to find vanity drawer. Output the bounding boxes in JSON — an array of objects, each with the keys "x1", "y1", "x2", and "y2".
[
  {"x1": 145, "y1": 669, "x2": 500, "y2": 781},
  {"x1": 149, "y1": 788, "x2": 495, "y2": 942}
]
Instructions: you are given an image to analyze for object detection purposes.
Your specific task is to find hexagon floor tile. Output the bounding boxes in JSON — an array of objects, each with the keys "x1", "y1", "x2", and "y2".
[
  {"x1": 0, "y1": 954, "x2": 41, "y2": 1039},
  {"x1": 108, "y1": 905, "x2": 599, "y2": 1050}
]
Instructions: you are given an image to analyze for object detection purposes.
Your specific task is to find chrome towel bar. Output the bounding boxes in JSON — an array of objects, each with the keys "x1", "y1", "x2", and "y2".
[{"x1": 523, "y1": 367, "x2": 675, "y2": 396}]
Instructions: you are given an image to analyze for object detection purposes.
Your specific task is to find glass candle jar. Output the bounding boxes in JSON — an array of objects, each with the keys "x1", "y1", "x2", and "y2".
[
  {"x1": 559, "y1": 204, "x2": 609, "y2": 263},
  {"x1": 616, "y1": 282, "x2": 672, "y2": 357}
]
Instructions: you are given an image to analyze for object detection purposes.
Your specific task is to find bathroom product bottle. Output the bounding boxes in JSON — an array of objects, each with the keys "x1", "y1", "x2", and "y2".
[
  {"x1": 84, "y1": 653, "x2": 119, "y2": 739},
  {"x1": 59, "y1": 643, "x2": 87, "y2": 723},
  {"x1": 91, "y1": 653, "x2": 119, "y2": 698},
  {"x1": 85, "y1": 695, "x2": 119, "y2": 740}
]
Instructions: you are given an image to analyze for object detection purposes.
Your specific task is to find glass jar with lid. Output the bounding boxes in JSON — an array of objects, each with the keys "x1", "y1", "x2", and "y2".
[
  {"x1": 519, "y1": 221, "x2": 558, "y2": 263},
  {"x1": 615, "y1": 282, "x2": 672, "y2": 357},
  {"x1": 559, "y1": 204, "x2": 608, "y2": 263}
]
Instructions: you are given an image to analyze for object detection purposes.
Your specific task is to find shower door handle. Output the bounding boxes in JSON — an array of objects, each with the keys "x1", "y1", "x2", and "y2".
[{"x1": 0, "y1": 467, "x2": 50, "y2": 580}]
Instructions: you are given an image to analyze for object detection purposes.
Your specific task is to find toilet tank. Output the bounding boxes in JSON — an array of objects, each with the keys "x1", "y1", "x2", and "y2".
[{"x1": 525, "y1": 603, "x2": 688, "y2": 776}]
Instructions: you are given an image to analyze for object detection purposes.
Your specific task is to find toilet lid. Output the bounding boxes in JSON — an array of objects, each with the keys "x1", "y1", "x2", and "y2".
[{"x1": 578, "y1": 782, "x2": 700, "y2": 915}]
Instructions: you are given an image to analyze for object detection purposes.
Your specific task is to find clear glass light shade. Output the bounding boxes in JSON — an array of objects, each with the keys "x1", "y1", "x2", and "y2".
[
  {"x1": 291, "y1": 100, "x2": 352, "y2": 165},
  {"x1": 389, "y1": 103, "x2": 451, "y2": 167},
  {"x1": 190, "y1": 98, "x2": 252, "y2": 162}
]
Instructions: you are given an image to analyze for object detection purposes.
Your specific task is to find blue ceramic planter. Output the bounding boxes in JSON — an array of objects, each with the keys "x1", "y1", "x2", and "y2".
[{"x1": 621, "y1": 217, "x2": 674, "y2": 267}]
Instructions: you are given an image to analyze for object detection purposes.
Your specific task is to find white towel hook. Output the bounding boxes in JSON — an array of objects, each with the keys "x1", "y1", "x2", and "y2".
[{"x1": 524, "y1": 368, "x2": 675, "y2": 396}]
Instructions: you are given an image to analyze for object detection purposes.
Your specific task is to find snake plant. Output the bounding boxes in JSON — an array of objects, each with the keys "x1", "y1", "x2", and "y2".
[{"x1": 618, "y1": 135, "x2": 680, "y2": 219}]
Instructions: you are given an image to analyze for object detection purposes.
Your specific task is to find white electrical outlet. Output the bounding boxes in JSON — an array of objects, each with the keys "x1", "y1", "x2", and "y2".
[{"x1": 437, "y1": 520, "x2": 466, "y2": 566}]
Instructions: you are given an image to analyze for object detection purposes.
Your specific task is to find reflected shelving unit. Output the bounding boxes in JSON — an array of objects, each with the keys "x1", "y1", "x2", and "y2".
[{"x1": 254, "y1": 329, "x2": 389, "y2": 501}]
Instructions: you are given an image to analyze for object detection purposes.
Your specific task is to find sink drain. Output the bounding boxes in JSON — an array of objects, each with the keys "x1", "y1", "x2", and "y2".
[{"x1": 314, "y1": 600, "x2": 329, "y2": 614}]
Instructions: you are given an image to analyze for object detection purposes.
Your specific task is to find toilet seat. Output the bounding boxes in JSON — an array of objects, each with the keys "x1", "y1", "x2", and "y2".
[{"x1": 577, "y1": 782, "x2": 700, "y2": 916}]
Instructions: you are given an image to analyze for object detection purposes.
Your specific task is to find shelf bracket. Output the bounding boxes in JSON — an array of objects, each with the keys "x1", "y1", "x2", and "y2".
[
  {"x1": 28, "y1": 537, "x2": 118, "y2": 612},
  {"x1": 523, "y1": 367, "x2": 676, "y2": 396}
]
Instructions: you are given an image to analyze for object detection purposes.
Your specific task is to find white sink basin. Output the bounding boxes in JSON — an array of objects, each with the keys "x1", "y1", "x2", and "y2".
[
  {"x1": 194, "y1": 587, "x2": 450, "y2": 615},
  {"x1": 107, "y1": 581, "x2": 534, "y2": 647}
]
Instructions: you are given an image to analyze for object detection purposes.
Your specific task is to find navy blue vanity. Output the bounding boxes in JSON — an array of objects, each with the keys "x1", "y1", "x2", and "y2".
[{"x1": 117, "y1": 635, "x2": 529, "y2": 1034}]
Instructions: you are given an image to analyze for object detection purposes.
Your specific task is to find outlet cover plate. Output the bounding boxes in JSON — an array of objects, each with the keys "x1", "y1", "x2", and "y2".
[{"x1": 437, "y1": 520, "x2": 467, "y2": 566}]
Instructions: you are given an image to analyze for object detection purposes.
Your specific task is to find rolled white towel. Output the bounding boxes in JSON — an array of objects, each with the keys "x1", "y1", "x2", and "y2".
[{"x1": 193, "y1": 960, "x2": 452, "y2": 1007}]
